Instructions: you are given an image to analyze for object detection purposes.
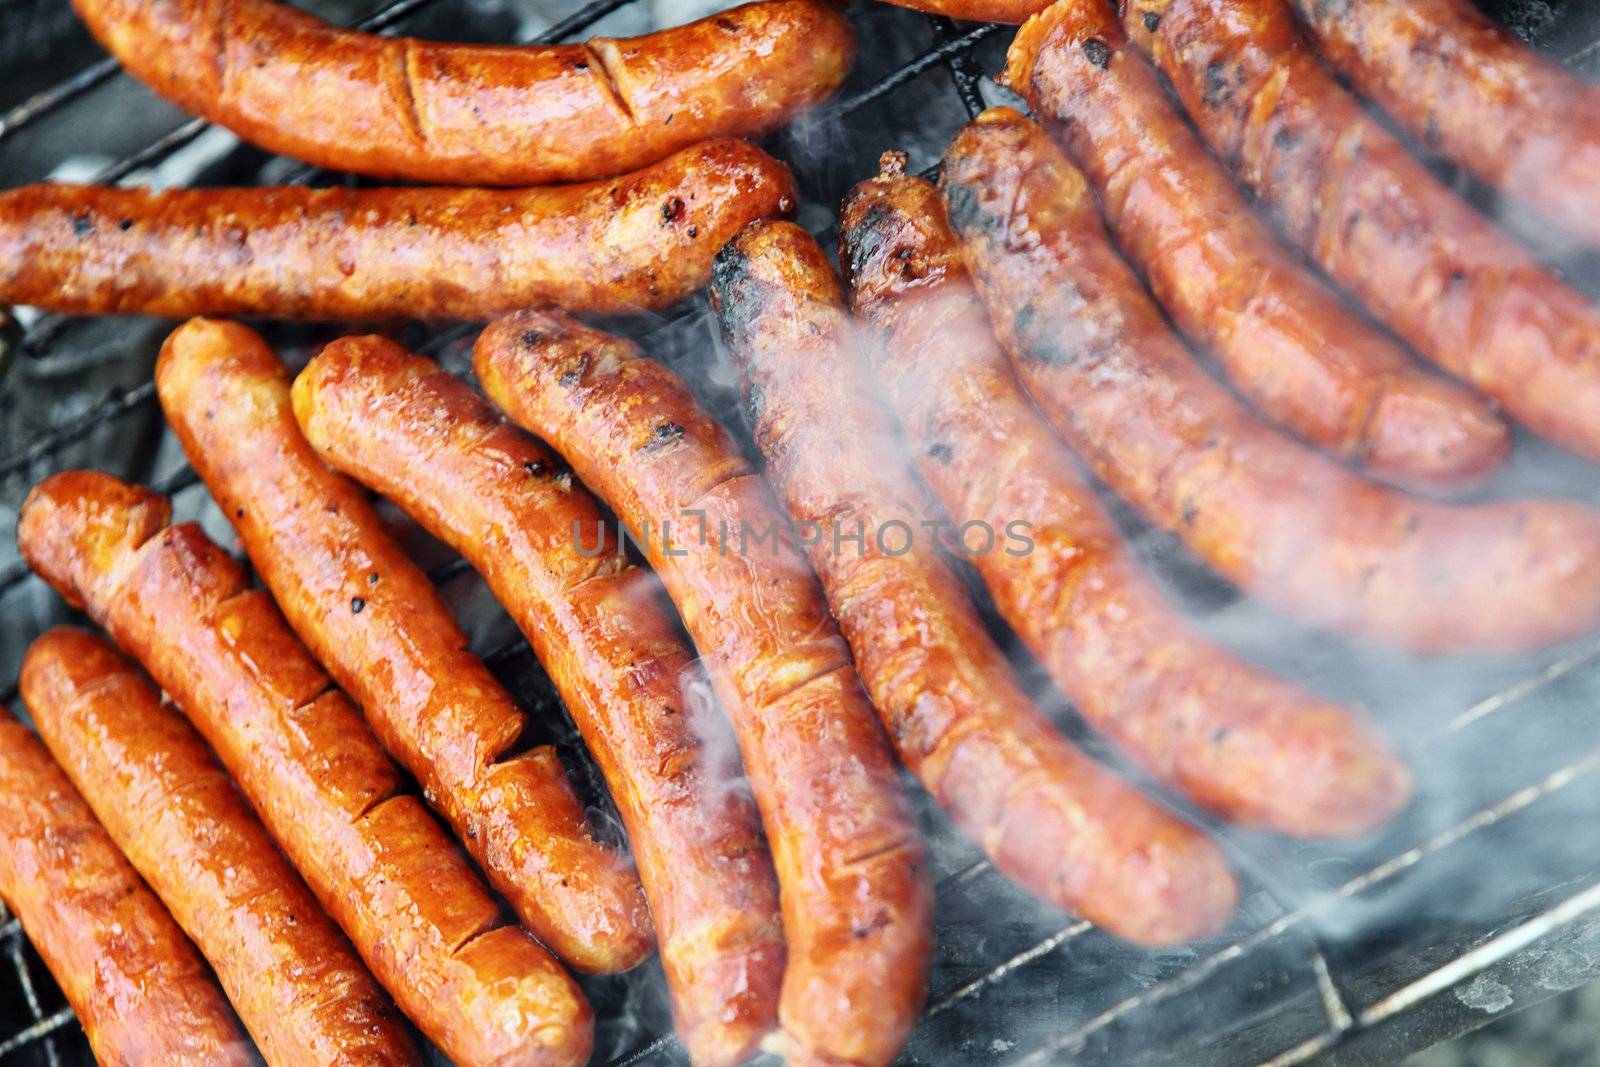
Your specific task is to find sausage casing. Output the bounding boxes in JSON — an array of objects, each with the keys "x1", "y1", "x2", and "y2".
[
  {"x1": 475, "y1": 312, "x2": 933, "y2": 1067},
  {"x1": 711, "y1": 218, "x2": 1238, "y2": 937},
  {"x1": 20, "y1": 627, "x2": 417, "y2": 1067},
  {"x1": 1004, "y1": 2, "x2": 1508, "y2": 495},
  {"x1": 940, "y1": 108, "x2": 1600, "y2": 655},
  {"x1": 842, "y1": 154, "x2": 1409, "y2": 836},
  {"x1": 293, "y1": 335, "x2": 785, "y2": 1067},
  {"x1": 1291, "y1": 0, "x2": 1600, "y2": 245},
  {"x1": 156, "y1": 318, "x2": 652, "y2": 976},
  {"x1": 18, "y1": 471, "x2": 594, "y2": 1067},
  {"x1": 73, "y1": 0, "x2": 853, "y2": 185},
  {"x1": 1120, "y1": 0, "x2": 1600, "y2": 462},
  {"x1": 0, "y1": 704, "x2": 248, "y2": 1067},
  {"x1": 0, "y1": 139, "x2": 797, "y2": 320}
]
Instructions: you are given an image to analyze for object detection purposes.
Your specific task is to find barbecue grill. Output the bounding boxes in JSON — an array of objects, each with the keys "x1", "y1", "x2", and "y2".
[{"x1": 5, "y1": 1, "x2": 1600, "y2": 1064}]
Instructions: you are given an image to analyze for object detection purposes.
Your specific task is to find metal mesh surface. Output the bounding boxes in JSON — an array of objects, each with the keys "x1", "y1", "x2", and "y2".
[{"x1": 5, "y1": 2, "x2": 1600, "y2": 1065}]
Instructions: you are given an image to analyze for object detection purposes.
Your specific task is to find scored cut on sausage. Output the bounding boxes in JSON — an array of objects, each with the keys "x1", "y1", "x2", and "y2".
[
  {"x1": 0, "y1": 138, "x2": 797, "y2": 320},
  {"x1": 939, "y1": 107, "x2": 1600, "y2": 655},
  {"x1": 841, "y1": 153, "x2": 1409, "y2": 837},
  {"x1": 710, "y1": 217, "x2": 1239, "y2": 937},
  {"x1": 1120, "y1": 0, "x2": 1600, "y2": 462},
  {"x1": 72, "y1": 0, "x2": 854, "y2": 185},
  {"x1": 1291, "y1": 0, "x2": 1600, "y2": 246},
  {"x1": 0, "y1": 703, "x2": 249, "y2": 1067},
  {"x1": 474, "y1": 311, "x2": 933, "y2": 1067},
  {"x1": 17, "y1": 471, "x2": 594, "y2": 1067},
  {"x1": 293, "y1": 335, "x2": 785, "y2": 1067},
  {"x1": 20, "y1": 627, "x2": 418, "y2": 1067},
  {"x1": 1004, "y1": 1, "x2": 1509, "y2": 496},
  {"x1": 156, "y1": 318, "x2": 653, "y2": 977}
]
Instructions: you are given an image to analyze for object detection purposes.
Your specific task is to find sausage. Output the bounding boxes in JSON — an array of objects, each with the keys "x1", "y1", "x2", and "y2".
[
  {"x1": 474, "y1": 311, "x2": 933, "y2": 1067},
  {"x1": 73, "y1": 0, "x2": 854, "y2": 185},
  {"x1": 1291, "y1": 0, "x2": 1600, "y2": 246},
  {"x1": 940, "y1": 108, "x2": 1600, "y2": 655},
  {"x1": 0, "y1": 706, "x2": 248, "y2": 1067},
  {"x1": 156, "y1": 319, "x2": 652, "y2": 976},
  {"x1": 1003, "y1": 2, "x2": 1509, "y2": 496},
  {"x1": 841, "y1": 154, "x2": 1409, "y2": 837},
  {"x1": 1118, "y1": 0, "x2": 1600, "y2": 462},
  {"x1": 0, "y1": 138, "x2": 797, "y2": 320},
  {"x1": 709, "y1": 218, "x2": 1237, "y2": 935},
  {"x1": 20, "y1": 627, "x2": 417, "y2": 1067},
  {"x1": 292, "y1": 336, "x2": 785, "y2": 1067},
  {"x1": 17, "y1": 471, "x2": 594, "y2": 1067}
]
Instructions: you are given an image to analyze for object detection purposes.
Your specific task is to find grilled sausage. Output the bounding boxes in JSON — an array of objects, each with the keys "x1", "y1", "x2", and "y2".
[
  {"x1": 293, "y1": 336, "x2": 785, "y2": 1067},
  {"x1": 20, "y1": 627, "x2": 417, "y2": 1067},
  {"x1": 475, "y1": 312, "x2": 933, "y2": 1067},
  {"x1": 940, "y1": 108, "x2": 1600, "y2": 655},
  {"x1": 0, "y1": 706, "x2": 248, "y2": 1067},
  {"x1": 17, "y1": 471, "x2": 594, "y2": 1067},
  {"x1": 1119, "y1": 0, "x2": 1600, "y2": 462},
  {"x1": 1291, "y1": 0, "x2": 1600, "y2": 245},
  {"x1": 1003, "y1": 2, "x2": 1509, "y2": 495},
  {"x1": 0, "y1": 139, "x2": 797, "y2": 320},
  {"x1": 842, "y1": 154, "x2": 1409, "y2": 836},
  {"x1": 710, "y1": 218, "x2": 1237, "y2": 935},
  {"x1": 155, "y1": 319, "x2": 652, "y2": 976},
  {"x1": 73, "y1": 0, "x2": 852, "y2": 186}
]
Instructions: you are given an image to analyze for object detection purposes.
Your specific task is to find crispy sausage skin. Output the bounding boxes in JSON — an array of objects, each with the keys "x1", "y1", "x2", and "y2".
[
  {"x1": 17, "y1": 471, "x2": 594, "y2": 1067},
  {"x1": 0, "y1": 139, "x2": 796, "y2": 320},
  {"x1": 293, "y1": 336, "x2": 785, "y2": 1067},
  {"x1": 1118, "y1": 0, "x2": 1600, "y2": 462},
  {"x1": 474, "y1": 312, "x2": 933, "y2": 1067},
  {"x1": 21, "y1": 628, "x2": 417, "y2": 1067},
  {"x1": 1291, "y1": 0, "x2": 1600, "y2": 245},
  {"x1": 841, "y1": 155, "x2": 1408, "y2": 836},
  {"x1": 0, "y1": 706, "x2": 248, "y2": 1067},
  {"x1": 73, "y1": 0, "x2": 852, "y2": 186},
  {"x1": 155, "y1": 319, "x2": 652, "y2": 975},
  {"x1": 710, "y1": 219, "x2": 1237, "y2": 937},
  {"x1": 1003, "y1": 2, "x2": 1509, "y2": 495},
  {"x1": 941, "y1": 108, "x2": 1600, "y2": 655}
]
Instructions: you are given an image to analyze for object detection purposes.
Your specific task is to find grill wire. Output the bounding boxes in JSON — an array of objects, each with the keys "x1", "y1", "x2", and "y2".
[{"x1": 4, "y1": 1, "x2": 1600, "y2": 1065}]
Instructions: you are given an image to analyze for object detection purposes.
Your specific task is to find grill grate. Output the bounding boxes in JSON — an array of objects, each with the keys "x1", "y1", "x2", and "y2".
[{"x1": 6, "y1": 2, "x2": 1600, "y2": 1065}]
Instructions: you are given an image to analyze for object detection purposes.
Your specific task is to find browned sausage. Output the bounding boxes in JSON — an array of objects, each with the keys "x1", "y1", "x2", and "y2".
[
  {"x1": 0, "y1": 705, "x2": 248, "y2": 1067},
  {"x1": 17, "y1": 471, "x2": 593, "y2": 1067},
  {"x1": 841, "y1": 154, "x2": 1409, "y2": 836},
  {"x1": 156, "y1": 318, "x2": 653, "y2": 976},
  {"x1": 474, "y1": 312, "x2": 933, "y2": 1067},
  {"x1": 1119, "y1": 0, "x2": 1600, "y2": 462},
  {"x1": 292, "y1": 336, "x2": 785, "y2": 1067},
  {"x1": 73, "y1": 0, "x2": 852, "y2": 186},
  {"x1": 1003, "y1": 2, "x2": 1509, "y2": 495},
  {"x1": 0, "y1": 139, "x2": 796, "y2": 320},
  {"x1": 941, "y1": 108, "x2": 1600, "y2": 655},
  {"x1": 1291, "y1": 0, "x2": 1600, "y2": 245},
  {"x1": 709, "y1": 218, "x2": 1238, "y2": 936},
  {"x1": 20, "y1": 627, "x2": 417, "y2": 1067}
]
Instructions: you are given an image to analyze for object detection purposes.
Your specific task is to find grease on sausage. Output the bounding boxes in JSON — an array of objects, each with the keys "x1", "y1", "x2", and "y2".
[
  {"x1": 17, "y1": 471, "x2": 594, "y2": 1067},
  {"x1": 474, "y1": 312, "x2": 933, "y2": 1067},
  {"x1": 21, "y1": 627, "x2": 417, "y2": 1067},
  {"x1": 73, "y1": 0, "x2": 854, "y2": 185},
  {"x1": 941, "y1": 108, "x2": 1600, "y2": 655},
  {"x1": 156, "y1": 318, "x2": 653, "y2": 976},
  {"x1": 0, "y1": 139, "x2": 797, "y2": 320},
  {"x1": 293, "y1": 335, "x2": 785, "y2": 1067}
]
